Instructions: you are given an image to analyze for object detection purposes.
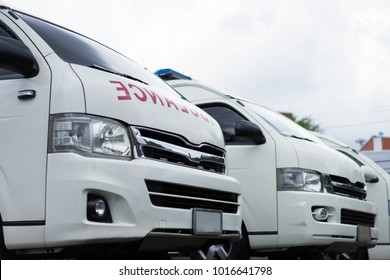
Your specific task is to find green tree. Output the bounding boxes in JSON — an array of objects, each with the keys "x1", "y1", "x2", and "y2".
[{"x1": 284, "y1": 113, "x2": 322, "y2": 132}]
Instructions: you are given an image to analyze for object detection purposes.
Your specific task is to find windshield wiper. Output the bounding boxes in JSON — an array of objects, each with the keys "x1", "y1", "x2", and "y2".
[
  {"x1": 90, "y1": 64, "x2": 148, "y2": 85},
  {"x1": 284, "y1": 133, "x2": 315, "y2": 143}
]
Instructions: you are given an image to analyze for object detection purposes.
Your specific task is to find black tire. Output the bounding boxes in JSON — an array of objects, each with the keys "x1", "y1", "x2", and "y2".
[
  {"x1": 353, "y1": 247, "x2": 369, "y2": 259},
  {"x1": 190, "y1": 224, "x2": 251, "y2": 260},
  {"x1": 234, "y1": 225, "x2": 251, "y2": 259},
  {"x1": 267, "y1": 250, "x2": 299, "y2": 260},
  {"x1": 191, "y1": 243, "x2": 237, "y2": 260},
  {"x1": 212, "y1": 224, "x2": 251, "y2": 260},
  {"x1": 322, "y1": 248, "x2": 369, "y2": 260},
  {"x1": 0, "y1": 216, "x2": 11, "y2": 260},
  {"x1": 0, "y1": 230, "x2": 7, "y2": 260},
  {"x1": 268, "y1": 249, "x2": 323, "y2": 260}
]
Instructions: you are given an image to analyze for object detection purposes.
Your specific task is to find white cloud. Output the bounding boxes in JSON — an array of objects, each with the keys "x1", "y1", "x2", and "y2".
[{"x1": 4, "y1": 0, "x2": 390, "y2": 148}]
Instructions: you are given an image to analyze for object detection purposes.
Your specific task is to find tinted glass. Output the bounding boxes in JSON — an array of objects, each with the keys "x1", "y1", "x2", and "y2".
[
  {"x1": 18, "y1": 12, "x2": 176, "y2": 93},
  {"x1": 242, "y1": 100, "x2": 319, "y2": 142},
  {"x1": 0, "y1": 20, "x2": 24, "y2": 79},
  {"x1": 201, "y1": 104, "x2": 255, "y2": 145},
  {"x1": 0, "y1": 20, "x2": 17, "y2": 39}
]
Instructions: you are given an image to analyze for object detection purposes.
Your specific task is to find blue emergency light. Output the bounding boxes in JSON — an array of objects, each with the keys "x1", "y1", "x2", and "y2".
[{"x1": 154, "y1": 68, "x2": 192, "y2": 81}]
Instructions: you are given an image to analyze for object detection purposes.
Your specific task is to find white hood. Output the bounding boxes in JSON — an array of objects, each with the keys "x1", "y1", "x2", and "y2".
[
  {"x1": 71, "y1": 65, "x2": 225, "y2": 148},
  {"x1": 287, "y1": 137, "x2": 365, "y2": 184}
]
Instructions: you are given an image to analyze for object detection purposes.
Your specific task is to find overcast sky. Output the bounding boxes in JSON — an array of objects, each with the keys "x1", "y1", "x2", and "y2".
[{"x1": 4, "y1": 0, "x2": 390, "y2": 149}]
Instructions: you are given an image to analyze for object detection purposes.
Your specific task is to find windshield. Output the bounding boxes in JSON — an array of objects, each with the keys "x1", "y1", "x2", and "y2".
[
  {"x1": 241, "y1": 100, "x2": 319, "y2": 142},
  {"x1": 17, "y1": 12, "x2": 179, "y2": 96}
]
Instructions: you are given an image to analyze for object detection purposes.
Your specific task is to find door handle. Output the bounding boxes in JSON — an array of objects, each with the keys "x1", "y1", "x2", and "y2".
[{"x1": 18, "y1": 90, "x2": 36, "y2": 100}]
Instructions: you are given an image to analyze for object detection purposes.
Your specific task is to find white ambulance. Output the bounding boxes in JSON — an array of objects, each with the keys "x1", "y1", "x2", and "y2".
[
  {"x1": 313, "y1": 132, "x2": 390, "y2": 259},
  {"x1": 0, "y1": 7, "x2": 241, "y2": 259},
  {"x1": 156, "y1": 69, "x2": 379, "y2": 259}
]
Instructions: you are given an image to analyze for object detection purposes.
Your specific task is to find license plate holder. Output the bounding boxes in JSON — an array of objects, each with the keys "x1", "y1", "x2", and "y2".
[
  {"x1": 193, "y1": 208, "x2": 222, "y2": 235},
  {"x1": 357, "y1": 225, "x2": 371, "y2": 243}
]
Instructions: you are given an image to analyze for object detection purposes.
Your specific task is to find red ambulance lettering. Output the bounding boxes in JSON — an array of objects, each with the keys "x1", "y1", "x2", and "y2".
[
  {"x1": 190, "y1": 109, "x2": 199, "y2": 117},
  {"x1": 165, "y1": 97, "x2": 179, "y2": 110},
  {"x1": 143, "y1": 88, "x2": 165, "y2": 106},
  {"x1": 200, "y1": 113, "x2": 209, "y2": 123},
  {"x1": 109, "y1": 80, "x2": 214, "y2": 126},
  {"x1": 181, "y1": 105, "x2": 189, "y2": 114},
  {"x1": 128, "y1": 83, "x2": 147, "y2": 102},
  {"x1": 110, "y1": 80, "x2": 131, "y2": 100}
]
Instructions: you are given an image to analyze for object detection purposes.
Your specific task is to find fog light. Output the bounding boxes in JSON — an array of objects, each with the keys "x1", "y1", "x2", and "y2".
[
  {"x1": 87, "y1": 194, "x2": 112, "y2": 223},
  {"x1": 313, "y1": 207, "x2": 328, "y2": 221},
  {"x1": 94, "y1": 199, "x2": 106, "y2": 217}
]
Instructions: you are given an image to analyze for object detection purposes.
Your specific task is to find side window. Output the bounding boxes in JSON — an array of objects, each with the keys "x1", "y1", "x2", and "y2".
[
  {"x1": 201, "y1": 104, "x2": 255, "y2": 145},
  {"x1": 0, "y1": 20, "x2": 17, "y2": 39},
  {"x1": 0, "y1": 21, "x2": 25, "y2": 79},
  {"x1": 0, "y1": 68, "x2": 18, "y2": 78}
]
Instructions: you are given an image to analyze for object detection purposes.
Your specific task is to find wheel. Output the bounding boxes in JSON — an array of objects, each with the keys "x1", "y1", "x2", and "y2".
[
  {"x1": 322, "y1": 248, "x2": 369, "y2": 260},
  {"x1": 235, "y1": 224, "x2": 251, "y2": 259},
  {"x1": 191, "y1": 224, "x2": 251, "y2": 260},
  {"x1": 267, "y1": 250, "x2": 299, "y2": 260},
  {"x1": 0, "y1": 216, "x2": 11, "y2": 260},
  {"x1": 192, "y1": 243, "x2": 237, "y2": 260}
]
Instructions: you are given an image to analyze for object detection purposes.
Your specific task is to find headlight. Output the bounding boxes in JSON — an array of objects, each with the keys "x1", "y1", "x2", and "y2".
[
  {"x1": 49, "y1": 114, "x2": 132, "y2": 159},
  {"x1": 278, "y1": 168, "x2": 322, "y2": 192}
]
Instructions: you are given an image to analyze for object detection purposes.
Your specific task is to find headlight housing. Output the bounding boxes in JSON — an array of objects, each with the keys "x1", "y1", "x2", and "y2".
[
  {"x1": 49, "y1": 114, "x2": 132, "y2": 159},
  {"x1": 278, "y1": 168, "x2": 322, "y2": 192}
]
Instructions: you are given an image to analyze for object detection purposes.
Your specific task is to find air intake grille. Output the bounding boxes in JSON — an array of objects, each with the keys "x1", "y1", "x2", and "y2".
[
  {"x1": 146, "y1": 180, "x2": 239, "y2": 214},
  {"x1": 325, "y1": 175, "x2": 367, "y2": 200},
  {"x1": 131, "y1": 126, "x2": 226, "y2": 174},
  {"x1": 341, "y1": 209, "x2": 375, "y2": 227}
]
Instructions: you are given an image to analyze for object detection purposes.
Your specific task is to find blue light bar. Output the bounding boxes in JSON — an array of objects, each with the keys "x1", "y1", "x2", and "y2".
[{"x1": 154, "y1": 68, "x2": 192, "y2": 81}]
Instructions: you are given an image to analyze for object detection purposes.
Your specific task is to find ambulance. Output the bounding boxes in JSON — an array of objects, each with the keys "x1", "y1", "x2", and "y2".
[
  {"x1": 313, "y1": 132, "x2": 390, "y2": 259},
  {"x1": 0, "y1": 7, "x2": 241, "y2": 259},
  {"x1": 156, "y1": 69, "x2": 379, "y2": 259}
]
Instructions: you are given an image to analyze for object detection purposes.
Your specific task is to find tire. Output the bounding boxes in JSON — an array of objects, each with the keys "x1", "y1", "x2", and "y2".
[
  {"x1": 322, "y1": 248, "x2": 369, "y2": 260},
  {"x1": 191, "y1": 243, "x2": 236, "y2": 260},
  {"x1": 267, "y1": 250, "x2": 299, "y2": 260},
  {"x1": 191, "y1": 225, "x2": 251, "y2": 260},
  {"x1": 234, "y1": 225, "x2": 251, "y2": 259},
  {"x1": 0, "y1": 216, "x2": 11, "y2": 260}
]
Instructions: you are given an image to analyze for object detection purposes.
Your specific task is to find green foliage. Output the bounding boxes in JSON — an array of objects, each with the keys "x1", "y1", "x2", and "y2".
[{"x1": 286, "y1": 114, "x2": 322, "y2": 132}]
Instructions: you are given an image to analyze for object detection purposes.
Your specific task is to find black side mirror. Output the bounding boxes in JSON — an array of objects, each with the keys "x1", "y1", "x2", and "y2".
[
  {"x1": 361, "y1": 165, "x2": 379, "y2": 183},
  {"x1": 235, "y1": 120, "x2": 266, "y2": 145},
  {"x1": 0, "y1": 37, "x2": 38, "y2": 78}
]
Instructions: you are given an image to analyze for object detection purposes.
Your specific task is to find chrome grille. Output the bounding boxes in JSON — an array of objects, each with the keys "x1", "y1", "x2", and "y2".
[
  {"x1": 341, "y1": 209, "x2": 375, "y2": 227},
  {"x1": 131, "y1": 126, "x2": 225, "y2": 174},
  {"x1": 146, "y1": 180, "x2": 239, "y2": 214},
  {"x1": 324, "y1": 175, "x2": 367, "y2": 200}
]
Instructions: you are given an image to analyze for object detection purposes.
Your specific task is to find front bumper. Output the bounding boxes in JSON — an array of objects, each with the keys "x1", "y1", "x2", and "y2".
[
  {"x1": 277, "y1": 191, "x2": 378, "y2": 251},
  {"x1": 5, "y1": 153, "x2": 241, "y2": 251}
]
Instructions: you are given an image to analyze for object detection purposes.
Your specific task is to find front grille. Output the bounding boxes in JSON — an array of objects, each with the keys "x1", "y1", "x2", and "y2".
[
  {"x1": 131, "y1": 126, "x2": 226, "y2": 174},
  {"x1": 146, "y1": 180, "x2": 239, "y2": 214},
  {"x1": 341, "y1": 209, "x2": 375, "y2": 227},
  {"x1": 325, "y1": 175, "x2": 367, "y2": 200}
]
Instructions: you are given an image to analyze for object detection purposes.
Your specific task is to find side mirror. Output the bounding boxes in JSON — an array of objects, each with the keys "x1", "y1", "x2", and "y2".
[
  {"x1": 361, "y1": 165, "x2": 379, "y2": 183},
  {"x1": 235, "y1": 120, "x2": 266, "y2": 145},
  {"x1": 0, "y1": 37, "x2": 38, "y2": 78}
]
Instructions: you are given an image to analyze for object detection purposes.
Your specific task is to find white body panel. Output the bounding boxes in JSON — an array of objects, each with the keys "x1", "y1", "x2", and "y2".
[
  {"x1": 5, "y1": 154, "x2": 240, "y2": 249},
  {"x1": 0, "y1": 12, "x2": 50, "y2": 223},
  {"x1": 0, "y1": 8, "x2": 241, "y2": 255},
  {"x1": 314, "y1": 132, "x2": 390, "y2": 259},
  {"x1": 72, "y1": 65, "x2": 222, "y2": 146},
  {"x1": 168, "y1": 79, "x2": 379, "y2": 254}
]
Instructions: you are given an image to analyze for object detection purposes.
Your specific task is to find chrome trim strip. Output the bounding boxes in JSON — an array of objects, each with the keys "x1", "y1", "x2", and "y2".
[{"x1": 131, "y1": 126, "x2": 225, "y2": 172}]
